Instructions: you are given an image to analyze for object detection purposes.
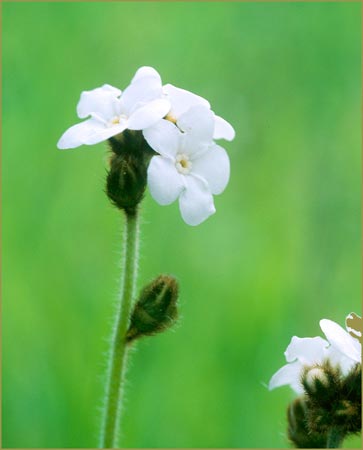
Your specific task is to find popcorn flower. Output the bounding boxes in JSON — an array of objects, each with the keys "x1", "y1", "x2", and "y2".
[
  {"x1": 58, "y1": 66, "x2": 236, "y2": 226},
  {"x1": 57, "y1": 67, "x2": 170, "y2": 149},
  {"x1": 269, "y1": 314, "x2": 361, "y2": 394},
  {"x1": 143, "y1": 105, "x2": 230, "y2": 226},
  {"x1": 59, "y1": 67, "x2": 238, "y2": 446}
]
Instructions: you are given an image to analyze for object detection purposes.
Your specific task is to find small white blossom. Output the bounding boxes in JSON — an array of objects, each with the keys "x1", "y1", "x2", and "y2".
[
  {"x1": 269, "y1": 315, "x2": 361, "y2": 394},
  {"x1": 57, "y1": 67, "x2": 170, "y2": 149},
  {"x1": 162, "y1": 83, "x2": 235, "y2": 141},
  {"x1": 143, "y1": 105, "x2": 230, "y2": 226}
]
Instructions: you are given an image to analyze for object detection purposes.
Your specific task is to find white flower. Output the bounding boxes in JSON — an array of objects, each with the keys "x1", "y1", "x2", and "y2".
[
  {"x1": 162, "y1": 83, "x2": 235, "y2": 141},
  {"x1": 57, "y1": 67, "x2": 170, "y2": 149},
  {"x1": 143, "y1": 105, "x2": 230, "y2": 226},
  {"x1": 269, "y1": 315, "x2": 361, "y2": 394}
]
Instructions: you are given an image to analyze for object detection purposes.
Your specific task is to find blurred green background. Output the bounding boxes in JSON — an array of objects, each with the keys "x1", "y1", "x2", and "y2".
[{"x1": 2, "y1": 2, "x2": 361, "y2": 448}]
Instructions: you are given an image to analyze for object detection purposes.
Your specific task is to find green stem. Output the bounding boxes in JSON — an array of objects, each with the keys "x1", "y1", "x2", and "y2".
[
  {"x1": 100, "y1": 209, "x2": 140, "y2": 448},
  {"x1": 326, "y1": 428, "x2": 344, "y2": 448}
]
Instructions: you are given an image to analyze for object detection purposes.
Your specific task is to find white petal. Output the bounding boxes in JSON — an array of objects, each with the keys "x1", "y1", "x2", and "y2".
[
  {"x1": 131, "y1": 66, "x2": 162, "y2": 84},
  {"x1": 147, "y1": 156, "x2": 184, "y2": 205},
  {"x1": 284, "y1": 336, "x2": 329, "y2": 365},
  {"x1": 177, "y1": 105, "x2": 214, "y2": 143},
  {"x1": 179, "y1": 134, "x2": 207, "y2": 158},
  {"x1": 179, "y1": 175, "x2": 215, "y2": 226},
  {"x1": 122, "y1": 76, "x2": 164, "y2": 115},
  {"x1": 191, "y1": 144, "x2": 230, "y2": 195},
  {"x1": 163, "y1": 83, "x2": 210, "y2": 118},
  {"x1": 213, "y1": 115, "x2": 235, "y2": 141},
  {"x1": 320, "y1": 319, "x2": 361, "y2": 363},
  {"x1": 57, "y1": 119, "x2": 126, "y2": 149},
  {"x1": 143, "y1": 119, "x2": 181, "y2": 157},
  {"x1": 127, "y1": 99, "x2": 170, "y2": 130},
  {"x1": 325, "y1": 345, "x2": 358, "y2": 375},
  {"x1": 268, "y1": 361, "x2": 304, "y2": 394},
  {"x1": 77, "y1": 84, "x2": 121, "y2": 119}
]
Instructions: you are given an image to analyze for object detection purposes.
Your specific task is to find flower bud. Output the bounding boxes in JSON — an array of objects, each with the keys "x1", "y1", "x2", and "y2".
[
  {"x1": 304, "y1": 367, "x2": 329, "y2": 393},
  {"x1": 106, "y1": 152, "x2": 146, "y2": 214},
  {"x1": 302, "y1": 362, "x2": 340, "y2": 403},
  {"x1": 287, "y1": 397, "x2": 327, "y2": 448},
  {"x1": 126, "y1": 275, "x2": 179, "y2": 343},
  {"x1": 106, "y1": 130, "x2": 155, "y2": 214},
  {"x1": 302, "y1": 361, "x2": 361, "y2": 436}
]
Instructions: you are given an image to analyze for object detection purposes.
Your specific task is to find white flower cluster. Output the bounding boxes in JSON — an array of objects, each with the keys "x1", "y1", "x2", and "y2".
[
  {"x1": 269, "y1": 314, "x2": 361, "y2": 394},
  {"x1": 58, "y1": 67, "x2": 235, "y2": 226}
]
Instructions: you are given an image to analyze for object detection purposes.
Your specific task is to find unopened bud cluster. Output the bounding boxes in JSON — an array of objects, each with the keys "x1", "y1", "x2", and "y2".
[
  {"x1": 106, "y1": 131, "x2": 155, "y2": 214},
  {"x1": 126, "y1": 275, "x2": 179, "y2": 343},
  {"x1": 302, "y1": 361, "x2": 361, "y2": 435},
  {"x1": 287, "y1": 361, "x2": 361, "y2": 448},
  {"x1": 287, "y1": 397, "x2": 327, "y2": 448}
]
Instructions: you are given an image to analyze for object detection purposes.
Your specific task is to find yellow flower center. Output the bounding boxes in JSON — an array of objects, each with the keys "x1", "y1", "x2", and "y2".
[
  {"x1": 109, "y1": 114, "x2": 128, "y2": 126},
  {"x1": 175, "y1": 153, "x2": 192, "y2": 175},
  {"x1": 165, "y1": 113, "x2": 177, "y2": 124}
]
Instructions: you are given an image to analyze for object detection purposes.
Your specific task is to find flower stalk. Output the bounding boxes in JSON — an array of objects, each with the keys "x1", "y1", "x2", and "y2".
[
  {"x1": 57, "y1": 66, "x2": 235, "y2": 448},
  {"x1": 326, "y1": 428, "x2": 344, "y2": 448},
  {"x1": 100, "y1": 209, "x2": 139, "y2": 448}
]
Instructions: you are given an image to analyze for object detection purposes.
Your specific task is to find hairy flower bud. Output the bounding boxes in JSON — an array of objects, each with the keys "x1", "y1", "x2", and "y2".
[
  {"x1": 106, "y1": 130, "x2": 155, "y2": 214},
  {"x1": 126, "y1": 275, "x2": 179, "y2": 343},
  {"x1": 302, "y1": 361, "x2": 361, "y2": 436},
  {"x1": 287, "y1": 397, "x2": 327, "y2": 448},
  {"x1": 304, "y1": 366, "x2": 329, "y2": 394}
]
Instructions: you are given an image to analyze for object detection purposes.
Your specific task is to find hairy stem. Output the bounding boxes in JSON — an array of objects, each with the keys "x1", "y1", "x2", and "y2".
[
  {"x1": 326, "y1": 428, "x2": 344, "y2": 448},
  {"x1": 100, "y1": 209, "x2": 139, "y2": 448}
]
